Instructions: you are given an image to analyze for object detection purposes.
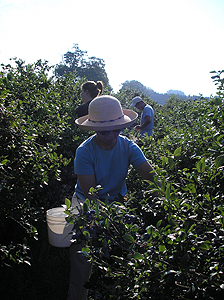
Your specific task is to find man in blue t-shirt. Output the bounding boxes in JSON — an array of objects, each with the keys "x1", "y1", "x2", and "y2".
[
  {"x1": 74, "y1": 134, "x2": 147, "y2": 202},
  {"x1": 68, "y1": 95, "x2": 160, "y2": 300},
  {"x1": 131, "y1": 96, "x2": 154, "y2": 137}
]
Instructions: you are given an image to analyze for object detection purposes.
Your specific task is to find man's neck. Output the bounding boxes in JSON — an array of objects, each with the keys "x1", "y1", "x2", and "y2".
[{"x1": 94, "y1": 136, "x2": 117, "y2": 150}]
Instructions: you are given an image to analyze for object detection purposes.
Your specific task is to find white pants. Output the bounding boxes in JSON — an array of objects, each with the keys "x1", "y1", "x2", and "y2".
[
  {"x1": 71, "y1": 193, "x2": 85, "y2": 209},
  {"x1": 68, "y1": 242, "x2": 91, "y2": 300}
]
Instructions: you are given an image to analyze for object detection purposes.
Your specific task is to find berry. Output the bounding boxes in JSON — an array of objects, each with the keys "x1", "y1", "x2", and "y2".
[
  {"x1": 124, "y1": 214, "x2": 136, "y2": 224},
  {"x1": 143, "y1": 233, "x2": 150, "y2": 241},
  {"x1": 86, "y1": 215, "x2": 92, "y2": 221}
]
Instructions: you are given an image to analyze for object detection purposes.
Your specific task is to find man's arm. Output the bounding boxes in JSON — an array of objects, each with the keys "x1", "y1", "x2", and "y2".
[
  {"x1": 135, "y1": 161, "x2": 157, "y2": 182},
  {"x1": 77, "y1": 174, "x2": 97, "y2": 201},
  {"x1": 135, "y1": 115, "x2": 151, "y2": 130},
  {"x1": 135, "y1": 161, "x2": 161, "y2": 196}
]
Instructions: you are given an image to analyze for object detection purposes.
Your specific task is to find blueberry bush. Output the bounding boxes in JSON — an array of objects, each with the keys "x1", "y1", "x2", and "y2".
[
  {"x1": 0, "y1": 59, "x2": 223, "y2": 300},
  {"x1": 0, "y1": 59, "x2": 89, "y2": 299}
]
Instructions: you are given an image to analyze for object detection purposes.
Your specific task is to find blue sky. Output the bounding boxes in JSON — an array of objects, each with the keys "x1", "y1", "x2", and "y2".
[{"x1": 0, "y1": 0, "x2": 224, "y2": 96}]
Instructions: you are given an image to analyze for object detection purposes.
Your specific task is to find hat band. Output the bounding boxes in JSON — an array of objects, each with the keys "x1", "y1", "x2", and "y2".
[{"x1": 88, "y1": 114, "x2": 124, "y2": 124}]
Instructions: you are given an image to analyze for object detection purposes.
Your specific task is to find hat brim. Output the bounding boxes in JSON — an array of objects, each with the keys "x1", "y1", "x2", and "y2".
[
  {"x1": 75, "y1": 109, "x2": 138, "y2": 131},
  {"x1": 130, "y1": 99, "x2": 142, "y2": 107}
]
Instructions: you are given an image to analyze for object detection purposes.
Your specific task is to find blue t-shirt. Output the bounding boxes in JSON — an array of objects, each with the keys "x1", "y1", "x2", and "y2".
[
  {"x1": 74, "y1": 135, "x2": 146, "y2": 201},
  {"x1": 140, "y1": 104, "x2": 154, "y2": 136}
]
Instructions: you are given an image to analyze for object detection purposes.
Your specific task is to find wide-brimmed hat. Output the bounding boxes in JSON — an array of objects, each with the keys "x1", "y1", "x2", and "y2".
[
  {"x1": 75, "y1": 95, "x2": 138, "y2": 131},
  {"x1": 130, "y1": 96, "x2": 143, "y2": 107}
]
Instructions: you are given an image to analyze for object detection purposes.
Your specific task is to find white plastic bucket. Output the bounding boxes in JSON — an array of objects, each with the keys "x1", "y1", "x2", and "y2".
[{"x1": 46, "y1": 207, "x2": 78, "y2": 248}]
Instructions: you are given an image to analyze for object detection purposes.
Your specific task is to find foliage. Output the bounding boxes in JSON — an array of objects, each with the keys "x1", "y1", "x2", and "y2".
[
  {"x1": 0, "y1": 59, "x2": 89, "y2": 270},
  {"x1": 0, "y1": 58, "x2": 224, "y2": 299},
  {"x1": 55, "y1": 43, "x2": 112, "y2": 91}
]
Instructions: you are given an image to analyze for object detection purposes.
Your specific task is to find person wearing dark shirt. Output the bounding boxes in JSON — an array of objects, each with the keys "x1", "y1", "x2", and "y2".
[{"x1": 76, "y1": 81, "x2": 103, "y2": 117}]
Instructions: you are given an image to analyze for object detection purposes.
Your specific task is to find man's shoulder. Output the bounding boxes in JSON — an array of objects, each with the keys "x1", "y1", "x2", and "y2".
[
  {"x1": 118, "y1": 135, "x2": 138, "y2": 150},
  {"x1": 78, "y1": 135, "x2": 95, "y2": 150},
  {"x1": 143, "y1": 105, "x2": 154, "y2": 115},
  {"x1": 118, "y1": 135, "x2": 131, "y2": 143},
  {"x1": 145, "y1": 104, "x2": 153, "y2": 110}
]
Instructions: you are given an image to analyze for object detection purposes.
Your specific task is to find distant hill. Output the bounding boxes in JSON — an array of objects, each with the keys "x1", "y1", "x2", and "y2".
[
  {"x1": 120, "y1": 80, "x2": 198, "y2": 105},
  {"x1": 167, "y1": 90, "x2": 186, "y2": 96}
]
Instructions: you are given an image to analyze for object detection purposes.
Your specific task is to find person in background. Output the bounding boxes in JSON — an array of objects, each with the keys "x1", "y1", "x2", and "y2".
[
  {"x1": 68, "y1": 95, "x2": 160, "y2": 300},
  {"x1": 76, "y1": 80, "x2": 103, "y2": 117},
  {"x1": 130, "y1": 96, "x2": 154, "y2": 137}
]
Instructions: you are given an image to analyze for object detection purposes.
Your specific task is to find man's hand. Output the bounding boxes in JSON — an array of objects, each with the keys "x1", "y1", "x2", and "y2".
[
  {"x1": 134, "y1": 116, "x2": 151, "y2": 132},
  {"x1": 77, "y1": 174, "x2": 97, "y2": 201},
  {"x1": 134, "y1": 125, "x2": 141, "y2": 131}
]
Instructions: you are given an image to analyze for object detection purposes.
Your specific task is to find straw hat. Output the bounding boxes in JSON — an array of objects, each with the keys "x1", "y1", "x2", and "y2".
[{"x1": 75, "y1": 95, "x2": 138, "y2": 131}]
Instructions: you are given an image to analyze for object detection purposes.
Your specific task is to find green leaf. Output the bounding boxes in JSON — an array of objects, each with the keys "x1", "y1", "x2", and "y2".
[
  {"x1": 0, "y1": 159, "x2": 8, "y2": 165},
  {"x1": 174, "y1": 147, "x2": 181, "y2": 157},
  {"x1": 83, "y1": 231, "x2": 90, "y2": 240},
  {"x1": 204, "y1": 193, "x2": 211, "y2": 201},
  {"x1": 134, "y1": 252, "x2": 143, "y2": 260},
  {"x1": 123, "y1": 234, "x2": 134, "y2": 243},
  {"x1": 196, "y1": 157, "x2": 206, "y2": 173},
  {"x1": 182, "y1": 183, "x2": 196, "y2": 194},
  {"x1": 146, "y1": 225, "x2": 160, "y2": 238},
  {"x1": 156, "y1": 219, "x2": 162, "y2": 228},
  {"x1": 81, "y1": 247, "x2": 90, "y2": 253},
  {"x1": 165, "y1": 183, "x2": 171, "y2": 200},
  {"x1": 183, "y1": 219, "x2": 194, "y2": 232},
  {"x1": 215, "y1": 155, "x2": 224, "y2": 168},
  {"x1": 161, "y1": 156, "x2": 168, "y2": 167},
  {"x1": 170, "y1": 193, "x2": 177, "y2": 201},
  {"x1": 214, "y1": 98, "x2": 222, "y2": 105},
  {"x1": 82, "y1": 202, "x2": 88, "y2": 213},
  {"x1": 105, "y1": 218, "x2": 110, "y2": 229},
  {"x1": 211, "y1": 75, "x2": 219, "y2": 79},
  {"x1": 160, "y1": 178, "x2": 165, "y2": 193},
  {"x1": 159, "y1": 244, "x2": 166, "y2": 253},
  {"x1": 26, "y1": 135, "x2": 34, "y2": 140},
  {"x1": 85, "y1": 198, "x2": 90, "y2": 207},
  {"x1": 66, "y1": 216, "x2": 74, "y2": 223},
  {"x1": 198, "y1": 240, "x2": 211, "y2": 250},
  {"x1": 168, "y1": 156, "x2": 175, "y2": 169},
  {"x1": 218, "y1": 216, "x2": 224, "y2": 227},
  {"x1": 65, "y1": 198, "x2": 71, "y2": 209}
]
